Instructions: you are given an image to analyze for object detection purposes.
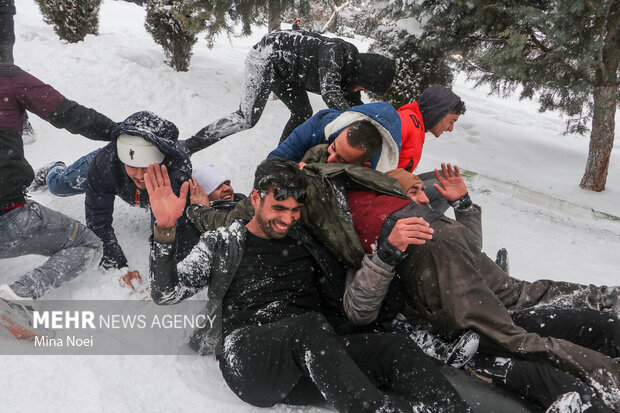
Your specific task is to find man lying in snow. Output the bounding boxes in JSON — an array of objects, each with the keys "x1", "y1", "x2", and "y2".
[
  {"x1": 146, "y1": 158, "x2": 471, "y2": 413},
  {"x1": 191, "y1": 161, "x2": 246, "y2": 212},
  {"x1": 187, "y1": 159, "x2": 619, "y2": 412}
]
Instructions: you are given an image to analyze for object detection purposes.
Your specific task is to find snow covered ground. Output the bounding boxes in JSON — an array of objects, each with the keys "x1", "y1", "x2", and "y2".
[{"x1": 1, "y1": 0, "x2": 619, "y2": 411}]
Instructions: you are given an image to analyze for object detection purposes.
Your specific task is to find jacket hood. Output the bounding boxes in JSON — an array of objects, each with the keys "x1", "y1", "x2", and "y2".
[
  {"x1": 418, "y1": 85, "x2": 465, "y2": 132},
  {"x1": 112, "y1": 111, "x2": 183, "y2": 159},
  {"x1": 323, "y1": 102, "x2": 401, "y2": 172},
  {"x1": 352, "y1": 53, "x2": 396, "y2": 95}
]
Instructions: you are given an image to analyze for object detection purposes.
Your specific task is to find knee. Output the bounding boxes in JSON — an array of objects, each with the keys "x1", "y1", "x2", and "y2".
[{"x1": 72, "y1": 223, "x2": 103, "y2": 265}]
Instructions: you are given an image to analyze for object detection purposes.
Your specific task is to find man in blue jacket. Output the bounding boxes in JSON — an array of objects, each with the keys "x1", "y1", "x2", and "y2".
[
  {"x1": 269, "y1": 101, "x2": 401, "y2": 172},
  {"x1": 35, "y1": 111, "x2": 199, "y2": 286}
]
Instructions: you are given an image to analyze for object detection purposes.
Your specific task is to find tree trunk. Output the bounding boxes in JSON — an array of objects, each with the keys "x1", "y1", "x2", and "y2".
[
  {"x1": 268, "y1": 0, "x2": 281, "y2": 32},
  {"x1": 579, "y1": 85, "x2": 616, "y2": 191}
]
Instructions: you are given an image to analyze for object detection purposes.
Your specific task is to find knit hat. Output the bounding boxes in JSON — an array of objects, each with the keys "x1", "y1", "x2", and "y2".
[
  {"x1": 418, "y1": 85, "x2": 466, "y2": 131},
  {"x1": 387, "y1": 168, "x2": 422, "y2": 192},
  {"x1": 354, "y1": 53, "x2": 396, "y2": 95},
  {"x1": 116, "y1": 134, "x2": 165, "y2": 168},
  {"x1": 193, "y1": 162, "x2": 230, "y2": 195}
]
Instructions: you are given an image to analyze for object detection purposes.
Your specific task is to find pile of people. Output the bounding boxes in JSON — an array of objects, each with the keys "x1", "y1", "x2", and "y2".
[{"x1": 1, "y1": 22, "x2": 619, "y2": 413}]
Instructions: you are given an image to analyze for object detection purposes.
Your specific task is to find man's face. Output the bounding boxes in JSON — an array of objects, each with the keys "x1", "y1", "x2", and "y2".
[
  {"x1": 250, "y1": 189, "x2": 303, "y2": 239},
  {"x1": 430, "y1": 113, "x2": 460, "y2": 138},
  {"x1": 124, "y1": 164, "x2": 148, "y2": 190},
  {"x1": 407, "y1": 184, "x2": 430, "y2": 205},
  {"x1": 208, "y1": 181, "x2": 234, "y2": 202},
  {"x1": 327, "y1": 129, "x2": 370, "y2": 167}
]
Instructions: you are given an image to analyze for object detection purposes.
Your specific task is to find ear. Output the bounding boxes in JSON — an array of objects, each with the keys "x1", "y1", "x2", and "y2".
[{"x1": 250, "y1": 189, "x2": 260, "y2": 209}]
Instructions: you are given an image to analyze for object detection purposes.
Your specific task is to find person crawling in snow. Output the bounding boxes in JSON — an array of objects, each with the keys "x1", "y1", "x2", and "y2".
[
  {"x1": 182, "y1": 30, "x2": 395, "y2": 154},
  {"x1": 146, "y1": 158, "x2": 472, "y2": 413}
]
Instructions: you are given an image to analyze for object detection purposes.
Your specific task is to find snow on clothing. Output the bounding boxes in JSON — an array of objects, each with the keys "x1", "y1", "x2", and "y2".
[
  {"x1": 0, "y1": 64, "x2": 115, "y2": 210},
  {"x1": 85, "y1": 111, "x2": 197, "y2": 270},
  {"x1": 0, "y1": 200, "x2": 102, "y2": 299},
  {"x1": 183, "y1": 30, "x2": 395, "y2": 154},
  {"x1": 397, "y1": 86, "x2": 464, "y2": 172},
  {"x1": 149, "y1": 221, "x2": 471, "y2": 412},
  {"x1": 269, "y1": 102, "x2": 401, "y2": 172}
]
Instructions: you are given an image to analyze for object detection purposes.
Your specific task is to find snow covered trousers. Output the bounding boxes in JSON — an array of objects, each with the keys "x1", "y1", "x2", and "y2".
[
  {"x1": 219, "y1": 312, "x2": 472, "y2": 413},
  {"x1": 184, "y1": 47, "x2": 314, "y2": 154},
  {"x1": 0, "y1": 201, "x2": 102, "y2": 298}
]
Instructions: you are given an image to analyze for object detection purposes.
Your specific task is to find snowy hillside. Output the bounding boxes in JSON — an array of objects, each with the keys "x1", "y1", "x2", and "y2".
[{"x1": 1, "y1": 0, "x2": 619, "y2": 411}]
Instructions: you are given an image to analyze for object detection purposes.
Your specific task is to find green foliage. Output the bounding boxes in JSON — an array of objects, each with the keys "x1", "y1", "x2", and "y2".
[
  {"x1": 408, "y1": 0, "x2": 619, "y2": 135},
  {"x1": 145, "y1": 0, "x2": 200, "y2": 71},
  {"x1": 37, "y1": 0, "x2": 101, "y2": 43}
]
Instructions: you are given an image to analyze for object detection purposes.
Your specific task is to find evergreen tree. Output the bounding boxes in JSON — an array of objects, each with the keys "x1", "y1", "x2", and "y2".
[
  {"x1": 37, "y1": 0, "x2": 101, "y2": 43},
  {"x1": 145, "y1": 0, "x2": 201, "y2": 71},
  {"x1": 398, "y1": 0, "x2": 619, "y2": 192}
]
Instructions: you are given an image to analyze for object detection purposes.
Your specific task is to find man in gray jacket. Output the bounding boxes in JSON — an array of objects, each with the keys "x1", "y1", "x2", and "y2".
[{"x1": 146, "y1": 158, "x2": 470, "y2": 413}]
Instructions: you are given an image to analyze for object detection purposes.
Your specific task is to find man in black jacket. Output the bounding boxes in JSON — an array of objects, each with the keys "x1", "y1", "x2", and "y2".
[
  {"x1": 146, "y1": 158, "x2": 470, "y2": 413},
  {"x1": 0, "y1": 64, "x2": 114, "y2": 303},
  {"x1": 184, "y1": 30, "x2": 396, "y2": 154}
]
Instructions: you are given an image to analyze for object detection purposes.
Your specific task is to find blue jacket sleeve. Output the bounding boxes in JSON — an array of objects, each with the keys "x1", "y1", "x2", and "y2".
[{"x1": 269, "y1": 109, "x2": 339, "y2": 161}]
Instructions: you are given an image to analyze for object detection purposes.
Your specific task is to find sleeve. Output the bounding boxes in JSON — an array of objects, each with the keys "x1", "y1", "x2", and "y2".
[
  {"x1": 343, "y1": 254, "x2": 397, "y2": 325},
  {"x1": 268, "y1": 113, "x2": 325, "y2": 161},
  {"x1": 149, "y1": 225, "x2": 213, "y2": 305},
  {"x1": 13, "y1": 71, "x2": 115, "y2": 141},
  {"x1": 317, "y1": 43, "x2": 351, "y2": 110},
  {"x1": 85, "y1": 159, "x2": 127, "y2": 269},
  {"x1": 186, "y1": 198, "x2": 254, "y2": 233}
]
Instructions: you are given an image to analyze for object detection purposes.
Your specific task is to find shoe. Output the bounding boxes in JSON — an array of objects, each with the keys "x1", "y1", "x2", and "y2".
[
  {"x1": 445, "y1": 330, "x2": 480, "y2": 368},
  {"x1": 30, "y1": 161, "x2": 65, "y2": 191},
  {"x1": 495, "y1": 248, "x2": 509, "y2": 274},
  {"x1": 545, "y1": 392, "x2": 583, "y2": 413},
  {"x1": 0, "y1": 295, "x2": 54, "y2": 340}
]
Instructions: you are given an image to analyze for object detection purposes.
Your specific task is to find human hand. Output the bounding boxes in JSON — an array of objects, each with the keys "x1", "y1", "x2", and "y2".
[
  {"x1": 144, "y1": 163, "x2": 188, "y2": 228},
  {"x1": 387, "y1": 217, "x2": 434, "y2": 251},
  {"x1": 298, "y1": 162, "x2": 307, "y2": 170},
  {"x1": 433, "y1": 163, "x2": 468, "y2": 202},
  {"x1": 189, "y1": 177, "x2": 211, "y2": 206},
  {"x1": 119, "y1": 270, "x2": 149, "y2": 298}
]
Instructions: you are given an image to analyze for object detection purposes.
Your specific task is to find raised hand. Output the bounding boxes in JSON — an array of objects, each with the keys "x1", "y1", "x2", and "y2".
[
  {"x1": 433, "y1": 163, "x2": 468, "y2": 202},
  {"x1": 189, "y1": 177, "x2": 211, "y2": 206},
  {"x1": 387, "y1": 217, "x2": 434, "y2": 251},
  {"x1": 144, "y1": 163, "x2": 188, "y2": 228}
]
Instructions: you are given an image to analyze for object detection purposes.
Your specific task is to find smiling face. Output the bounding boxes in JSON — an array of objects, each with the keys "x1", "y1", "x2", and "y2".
[
  {"x1": 248, "y1": 189, "x2": 303, "y2": 239},
  {"x1": 327, "y1": 130, "x2": 371, "y2": 167},
  {"x1": 208, "y1": 181, "x2": 234, "y2": 201},
  {"x1": 430, "y1": 113, "x2": 460, "y2": 137},
  {"x1": 124, "y1": 164, "x2": 148, "y2": 190}
]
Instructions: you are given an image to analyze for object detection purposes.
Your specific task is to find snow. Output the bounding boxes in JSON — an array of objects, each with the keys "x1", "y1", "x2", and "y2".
[{"x1": 1, "y1": 0, "x2": 619, "y2": 411}]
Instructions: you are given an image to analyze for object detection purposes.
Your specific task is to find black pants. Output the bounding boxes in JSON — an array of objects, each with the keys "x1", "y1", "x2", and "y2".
[
  {"x1": 474, "y1": 308, "x2": 619, "y2": 411},
  {"x1": 185, "y1": 47, "x2": 313, "y2": 154},
  {"x1": 0, "y1": 12, "x2": 15, "y2": 64},
  {"x1": 219, "y1": 312, "x2": 471, "y2": 412}
]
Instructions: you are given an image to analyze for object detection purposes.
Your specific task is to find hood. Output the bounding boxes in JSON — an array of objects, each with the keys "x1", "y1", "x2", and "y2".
[
  {"x1": 323, "y1": 102, "x2": 401, "y2": 172},
  {"x1": 418, "y1": 85, "x2": 465, "y2": 132},
  {"x1": 111, "y1": 111, "x2": 184, "y2": 160},
  {"x1": 352, "y1": 53, "x2": 396, "y2": 95}
]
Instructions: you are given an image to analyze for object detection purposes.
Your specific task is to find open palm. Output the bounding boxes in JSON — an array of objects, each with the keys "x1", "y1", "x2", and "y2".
[
  {"x1": 433, "y1": 163, "x2": 468, "y2": 202},
  {"x1": 144, "y1": 163, "x2": 189, "y2": 228}
]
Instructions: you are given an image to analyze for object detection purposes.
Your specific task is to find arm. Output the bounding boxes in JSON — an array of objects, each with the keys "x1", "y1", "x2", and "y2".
[
  {"x1": 14, "y1": 69, "x2": 115, "y2": 141},
  {"x1": 317, "y1": 43, "x2": 352, "y2": 110},
  {"x1": 145, "y1": 163, "x2": 211, "y2": 304},
  {"x1": 344, "y1": 217, "x2": 433, "y2": 325},
  {"x1": 186, "y1": 197, "x2": 254, "y2": 233},
  {"x1": 433, "y1": 163, "x2": 483, "y2": 249}
]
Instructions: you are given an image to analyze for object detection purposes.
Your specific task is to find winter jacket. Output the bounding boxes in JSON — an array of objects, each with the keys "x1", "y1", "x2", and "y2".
[
  {"x1": 397, "y1": 203, "x2": 619, "y2": 384},
  {"x1": 0, "y1": 0, "x2": 15, "y2": 15},
  {"x1": 0, "y1": 64, "x2": 115, "y2": 209},
  {"x1": 257, "y1": 30, "x2": 392, "y2": 111},
  {"x1": 396, "y1": 102, "x2": 425, "y2": 172},
  {"x1": 85, "y1": 111, "x2": 197, "y2": 269},
  {"x1": 149, "y1": 221, "x2": 359, "y2": 356},
  {"x1": 269, "y1": 102, "x2": 402, "y2": 171}
]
